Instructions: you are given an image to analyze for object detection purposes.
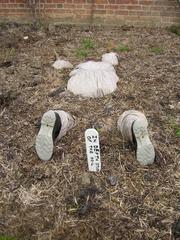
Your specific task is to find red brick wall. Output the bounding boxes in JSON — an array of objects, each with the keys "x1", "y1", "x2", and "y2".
[{"x1": 0, "y1": 0, "x2": 180, "y2": 27}]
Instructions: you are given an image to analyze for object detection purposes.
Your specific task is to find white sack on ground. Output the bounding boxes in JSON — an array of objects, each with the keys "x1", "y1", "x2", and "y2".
[
  {"x1": 70, "y1": 61, "x2": 115, "y2": 76},
  {"x1": 52, "y1": 59, "x2": 73, "y2": 70},
  {"x1": 67, "y1": 53, "x2": 119, "y2": 98},
  {"x1": 67, "y1": 70, "x2": 118, "y2": 98}
]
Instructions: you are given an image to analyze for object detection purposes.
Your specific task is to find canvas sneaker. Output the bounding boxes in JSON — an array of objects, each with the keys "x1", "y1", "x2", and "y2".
[
  {"x1": 35, "y1": 110, "x2": 61, "y2": 161},
  {"x1": 132, "y1": 119, "x2": 155, "y2": 165}
]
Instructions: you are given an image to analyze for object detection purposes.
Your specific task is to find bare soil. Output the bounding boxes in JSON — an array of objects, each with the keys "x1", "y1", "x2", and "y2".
[{"x1": 0, "y1": 23, "x2": 179, "y2": 240}]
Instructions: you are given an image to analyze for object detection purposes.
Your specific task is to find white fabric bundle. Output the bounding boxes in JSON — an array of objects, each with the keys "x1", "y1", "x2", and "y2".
[
  {"x1": 102, "y1": 52, "x2": 119, "y2": 66},
  {"x1": 70, "y1": 61, "x2": 115, "y2": 76},
  {"x1": 67, "y1": 53, "x2": 119, "y2": 98},
  {"x1": 52, "y1": 59, "x2": 73, "y2": 70}
]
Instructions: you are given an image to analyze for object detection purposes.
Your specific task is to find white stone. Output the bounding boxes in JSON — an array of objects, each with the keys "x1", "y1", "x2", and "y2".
[
  {"x1": 177, "y1": 102, "x2": 180, "y2": 110},
  {"x1": 169, "y1": 104, "x2": 175, "y2": 109},
  {"x1": 52, "y1": 59, "x2": 73, "y2": 70}
]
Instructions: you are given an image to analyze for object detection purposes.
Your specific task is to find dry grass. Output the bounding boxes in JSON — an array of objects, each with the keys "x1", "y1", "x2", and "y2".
[{"x1": 0, "y1": 24, "x2": 179, "y2": 240}]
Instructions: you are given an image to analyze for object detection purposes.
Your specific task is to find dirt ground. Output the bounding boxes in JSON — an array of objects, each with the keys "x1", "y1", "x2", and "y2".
[{"x1": 0, "y1": 23, "x2": 179, "y2": 240}]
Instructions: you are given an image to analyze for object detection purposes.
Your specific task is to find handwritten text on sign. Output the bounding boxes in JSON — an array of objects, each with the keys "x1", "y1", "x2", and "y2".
[{"x1": 85, "y1": 128, "x2": 101, "y2": 172}]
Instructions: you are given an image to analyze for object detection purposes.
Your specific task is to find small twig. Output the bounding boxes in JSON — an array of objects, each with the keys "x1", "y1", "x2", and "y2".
[{"x1": 54, "y1": 49, "x2": 59, "y2": 60}]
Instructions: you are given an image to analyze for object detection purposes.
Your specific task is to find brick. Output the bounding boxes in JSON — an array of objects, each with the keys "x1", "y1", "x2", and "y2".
[
  {"x1": 161, "y1": 11, "x2": 180, "y2": 17},
  {"x1": 74, "y1": 0, "x2": 84, "y2": 3},
  {"x1": 40, "y1": 4, "x2": 44, "y2": 8},
  {"x1": 15, "y1": 0, "x2": 26, "y2": 3},
  {"x1": 116, "y1": 0, "x2": 138, "y2": 4},
  {"x1": 105, "y1": 4, "x2": 119, "y2": 9},
  {"x1": 149, "y1": 6, "x2": 161, "y2": 11},
  {"x1": 139, "y1": 0, "x2": 153, "y2": 5},
  {"x1": 108, "y1": 0, "x2": 116, "y2": 3},
  {"x1": 138, "y1": 11, "x2": 151, "y2": 16},
  {"x1": 64, "y1": 3, "x2": 75, "y2": 8},
  {"x1": 125, "y1": 15, "x2": 139, "y2": 20},
  {"x1": 165, "y1": 6, "x2": 177, "y2": 11},
  {"x1": 116, "y1": 10, "x2": 128, "y2": 15},
  {"x1": 8, "y1": 3, "x2": 25, "y2": 7},
  {"x1": 106, "y1": 9, "x2": 115, "y2": 14},
  {"x1": 169, "y1": 17, "x2": 180, "y2": 22},
  {"x1": 139, "y1": 15, "x2": 161, "y2": 22},
  {"x1": 0, "y1": 3, "x2": 8, "y2": 7},
  {"x1": 94, "y1": 4, "x2": 105, "y2": 9},
  {"x1": 45, "y1": 8, "x2": 66, "y2": 12},
  {"x1": 52, "y1": 0, "x2": 65, "y2": 3},
  {"x1": 150, "y1": 11, "x2": 160, "y2": 16},
  {"x1": 117, "y1": 5, "x2": 126, "y2": 9},
  {"x1": 75, "y1": 4, "x2": 83, "y2": 8},
  {"x1": 83, "y1": 5, "x2": 92, "y2": 10},
  {"x1": 74, "y1": 9, "x2": 88, "y2": 14},
  {"x1": 154, "y1": 0, "x2": 177, "y2": 7},
  {"x1": 128, "y1": 10, "x2": 138, "y2": 15},
  {"x1": 44, "y1": 3, "x2": 57, "y2": 7},
  {"x1": 57, "y1": 3, "x2": 63, "y2": 7},
  {"x1": 126, "y1": 5, "x2": 142, "y2": 10},
  {"x1": 94, "y1": 9, "x2": 106, "y2": 13},
  {"x1": 15, "y1": 8, "x2": 30, "y2": 12},
  {"x1": 95, "y1": 0, "x2": 108, "y2": 4},
  {"x1": 0, "y1": 8, "x2": 9, "y2": 12}
]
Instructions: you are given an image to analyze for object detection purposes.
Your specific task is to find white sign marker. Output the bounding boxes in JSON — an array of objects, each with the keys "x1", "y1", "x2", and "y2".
[{"x1": 85, "y1": 128, "x2": 101, "y2": 172}]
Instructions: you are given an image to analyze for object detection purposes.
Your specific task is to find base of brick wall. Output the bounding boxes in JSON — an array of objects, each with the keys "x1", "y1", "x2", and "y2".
[
  {"x1": 0, "y1": 0, "x2": 179, "y2": 27},
  {"x1": 0, "y1": 15, "x2": 179, "y2": 28}
]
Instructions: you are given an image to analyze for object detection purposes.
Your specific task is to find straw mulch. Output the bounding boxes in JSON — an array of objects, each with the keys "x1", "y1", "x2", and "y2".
[{"x1": 0, "y1": 23, "x2": 179, "y2": 240}]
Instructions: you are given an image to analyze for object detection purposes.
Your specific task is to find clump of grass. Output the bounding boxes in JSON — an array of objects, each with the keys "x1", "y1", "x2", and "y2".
[
  {"x1": 0, "y1": 236, "x2": 17, "y2": 240},
  {"x1": 32, "y1": 18, "x2": 49, "y2": 30},
  {"x1": 75, "y1": 38, "x2": 95, "y2": 59},
  {"x1": 116, "y1": 44, "x2": 130, "y2": 52},
  {"x1": 81, "y1": 38, "x2": 95, "y2": 50},
  {"x1": 106, "y1": 40, "x2": 116, "y2": 51},
  {"x1": 169, "y1": 120, "x2": 180, "y2": 138},
  {"x1": 9, "y1": 48, "x2": 16, "y2": 57},
  {"x1": 76, "y1": 48, "x2": 89, "y2": 58},
  {"x1": 175, "y1": 128, "x2": 180, "y2": 137},
  {"x1": 0, "y1": 21, "x2": 8, "y2": 29},
  {"x1": 0, "y1": 47, "x2": 16, "y2": 63},
  {"x1": 150, "y1": 47, "x2": 164, "y2": 54},
  {"x1": 169, "y1": 25, "x2": 180, "y2": 36}
]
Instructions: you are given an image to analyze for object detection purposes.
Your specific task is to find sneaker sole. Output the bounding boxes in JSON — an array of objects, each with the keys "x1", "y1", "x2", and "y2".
[
  {"x1": 133, "y1": 119, "x2": 155, "y2": 165},
  {"x1": 35, "y1": 110, "x2": 56, "y2": 161}
]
